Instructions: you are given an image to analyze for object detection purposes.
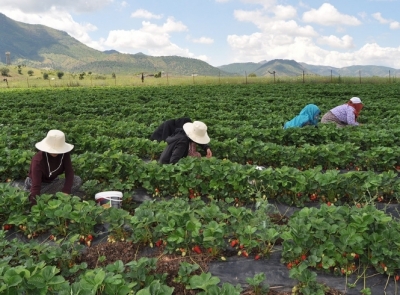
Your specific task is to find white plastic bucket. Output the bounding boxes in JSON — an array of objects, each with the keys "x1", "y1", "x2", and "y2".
[{"x1": 95, "y1": 191, "x2": 123, "y2": 209}]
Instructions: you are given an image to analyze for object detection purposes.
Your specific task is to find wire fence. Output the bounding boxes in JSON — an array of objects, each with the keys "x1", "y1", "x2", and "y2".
[{"x1": 0, "y1": 69, "x2": 398, "y2": 89}]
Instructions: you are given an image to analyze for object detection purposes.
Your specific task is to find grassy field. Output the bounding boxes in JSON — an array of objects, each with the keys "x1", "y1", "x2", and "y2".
[{"x1": 1, "y1": 64, "x2": 397, "y2": 89}]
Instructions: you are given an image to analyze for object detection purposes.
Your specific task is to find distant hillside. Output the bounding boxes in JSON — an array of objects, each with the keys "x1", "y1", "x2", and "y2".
[
  {"x1": 218, "y1": 59, "x2": 312, "y2": 77},
  {"x1": 300, "y1": 63, "x2": 400, "y2": 77},
  {"x1": 0, "y1": 13, "x2": 231, "y2": 76},
  {"x1": 219, "y1": 59, "x2": 400, "y2": 77},
  {"x1": 218, "y1": 62, "x2": 263, "y2": 75}
]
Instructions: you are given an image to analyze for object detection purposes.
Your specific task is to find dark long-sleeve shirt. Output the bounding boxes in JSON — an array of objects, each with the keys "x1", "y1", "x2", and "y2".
[
  {"x1": 28, "y1": 151, "x2": 74, "y2": 199},
  {"x1": 150, "y1": 117, "x2": 192, "y2": 142}
]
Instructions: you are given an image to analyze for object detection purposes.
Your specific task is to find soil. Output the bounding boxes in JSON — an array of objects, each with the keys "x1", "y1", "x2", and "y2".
[{"x1": 78, "y1": 240, "x2": 343, "y2": 295}]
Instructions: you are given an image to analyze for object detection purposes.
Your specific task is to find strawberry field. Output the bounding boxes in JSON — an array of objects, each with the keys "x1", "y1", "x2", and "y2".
[{"x1": 1, "y1": 83, "x2": 400, "y2": 294}]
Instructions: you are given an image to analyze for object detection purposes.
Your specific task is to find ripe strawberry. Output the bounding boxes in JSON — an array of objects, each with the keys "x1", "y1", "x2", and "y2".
[
  {"x1": 87, "y1": 234, "x2": 93, "y2": 241},
  {"x1": 327, "y1": 202, "x2": 332, "y2": 206},
  {"x1": 192, "y1": 245, "x2": 202, "y2": 254},
  {"x1": 287, "y1": 262, "x2": 293, "y2": 270},
  {"x1": 230, "y1": 239, "x2": 238, "y2": 247},
  {"x1": 241, "y1": 250, "x2": 248, "y2": 257},
  {"x1": 301, "y1": 254, "x2": 307, "y2": 261},
  {"x1": 395, "y1": 275, "x2": 400, "y2": 281},
  {"x1": 155, "y1": 239, "x2": 163, "y2": 247},
  {"x1": 254, "y1": 254, "x2": 261, "y2": 260},
  {"x1": 49, "y1": 235, "x2": 55, "y2": 241}
]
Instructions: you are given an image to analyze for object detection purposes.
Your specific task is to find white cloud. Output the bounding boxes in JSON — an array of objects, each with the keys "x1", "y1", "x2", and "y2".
[
  {"x1": 390, "y1": 21, "x2": 400, "y2": 29},
  {"x1": 372, "y1": 12, "x2": 389, "y2": 23},
  {"x1": 302, "y1": 3, "x2": 361, "y2": 26},
  {"x1": 0, "y1": 0, "x2": 112, "y2": 13},
  {"x1": 131, "y1": 9, "x2": 162, "y2": 19},
  {"x1": 191, "y1": 37, "x2": 214, "y2": 44},
  {"x1": 372, "y1": 12, "x2": 400, "y2": 29},
  {"x1": 234, "y1": 9, "x2": 318, "y2": 37},
  {"x1": 272, "y1": 5, "x2": 297, "y2": 20},
  {"x1": 318, "y1": 35, "x2": 355, "y2": 49},
  {"x1": 140, "y1": 17, "x2": 187, "y2": 34},
  {"x1": 227, "y1": 29, "x2": 400, "y2": 69},
  {"x1": 100, "y1": 18, "x2": 206, "y2": 61}
]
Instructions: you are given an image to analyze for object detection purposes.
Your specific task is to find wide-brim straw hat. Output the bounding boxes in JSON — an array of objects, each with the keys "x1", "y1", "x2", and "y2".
[
  {"x1": 183, "y1": 121, "x2": 210, "y2": 144},
  {"x1": 35, "y1": 130, "x2": 74, "y2": 154}
]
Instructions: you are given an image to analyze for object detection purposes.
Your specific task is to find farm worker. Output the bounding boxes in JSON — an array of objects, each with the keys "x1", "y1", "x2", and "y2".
[
  {"x1": 25, "y1": 130, "x2": 82, "y2": 207},
  {"x1": 321, "y1": 97, "x2": 363, "y2": 127},
  {"x1": 159, "y1": 121, "x2": 211, "y2": 164},
  {"x1": 283, "y1": 104, "x2": 320, "y2": 129},
  {"x1": 151, "y1": 117, "x2": 212, "y2": 158}
]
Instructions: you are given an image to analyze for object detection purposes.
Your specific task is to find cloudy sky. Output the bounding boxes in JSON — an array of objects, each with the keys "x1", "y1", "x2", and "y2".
[{"x1": 1, "y1": 0, "x2": 400, "y2": 68}]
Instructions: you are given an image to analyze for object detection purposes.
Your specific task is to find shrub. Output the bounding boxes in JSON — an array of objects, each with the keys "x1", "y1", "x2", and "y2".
[{"x1": 0, "y1": 68, "x2": 10, "y2": 76}]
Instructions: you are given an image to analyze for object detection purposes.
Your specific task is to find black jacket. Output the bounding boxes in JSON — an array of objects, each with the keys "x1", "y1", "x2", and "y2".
[
  {"x1": 150, "y1": 117, "x2": 191, "y2": 142},
  {"x1": 159, "y1": 129, "x2": 209, "y2": 164},
  {"x1": 159, "y1": 129, "x2": 189, "y2": 164}
]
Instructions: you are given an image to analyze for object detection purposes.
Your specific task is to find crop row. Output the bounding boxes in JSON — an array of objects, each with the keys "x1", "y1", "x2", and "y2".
[
  {"x1": 2, "y1": 149, "x2": 399, "y2": 206},
  {"x1": 1, "y1": 185, "x2": 399, "y2": 294}
]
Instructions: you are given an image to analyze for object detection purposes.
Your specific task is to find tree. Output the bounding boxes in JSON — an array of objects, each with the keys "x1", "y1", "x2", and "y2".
[
  {"x1": 248, "y1": 73, "x2": 257, "y2": 77},
  {"x1": 43, "y1": 73, "x2": 49, "y2": 80},
  {"x1": 57, "y1": 71, "x2": 64, "y2": 79},
  {"x1": 0, "y1": 68, "x2": 10, "y2": 76},
  {"x1": 112, "y1": 73, "x2": 116, "y2": 78},
  {"x1": 154, "y1": 71, "x2": 162, "y2": 78},
  {"x1": 28, "y1": 70, "x2": 34, "y2": 76}
]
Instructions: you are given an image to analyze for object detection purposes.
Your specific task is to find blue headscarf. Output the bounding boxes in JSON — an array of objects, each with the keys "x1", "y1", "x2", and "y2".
[{"x1": 284, "y1": 104, "x2": 321, "y2": 129}]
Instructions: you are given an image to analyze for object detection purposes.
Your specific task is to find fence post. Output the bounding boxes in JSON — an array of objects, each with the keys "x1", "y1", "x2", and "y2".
[
  {"x1": 331, "y1": 70, "x2": 332, "y2": 83},
  {"x1": 245, "y1": 71, "x2": 247, "y2": 84},
  {"x1": 302, "y1": 71, "x2": 305, "y2": 83},
  {"x1": 359, "y1": 70, "x2": 361, "y2": 84}
]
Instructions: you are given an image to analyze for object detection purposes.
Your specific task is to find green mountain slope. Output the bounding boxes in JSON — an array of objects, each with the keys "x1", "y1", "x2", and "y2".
[
  {"x1": 218, "y1": 62, "x2": 263, "y2": 75},
  {"x1": 0, "y1": 13, "x2": 230, "y2": 76},
  {"x1": 218, "y1": 59, "x2": 312, "y2": 77}
]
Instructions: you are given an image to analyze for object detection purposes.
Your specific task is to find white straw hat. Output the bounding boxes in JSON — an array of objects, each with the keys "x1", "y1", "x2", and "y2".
[
  {"x1": 183, "y1": 121, "x2": 210, "y2": 144},
  {"x1": 35, "y1": 130, "x2": 74, "y2": 154},
  {"x1": 350, "y1": 97, "x2": 362, "y2": 104}
]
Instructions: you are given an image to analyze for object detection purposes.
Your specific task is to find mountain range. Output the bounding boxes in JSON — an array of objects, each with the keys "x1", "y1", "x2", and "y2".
[{"x1": 1, "y1": 12, "x2": 399, "y2": 78}]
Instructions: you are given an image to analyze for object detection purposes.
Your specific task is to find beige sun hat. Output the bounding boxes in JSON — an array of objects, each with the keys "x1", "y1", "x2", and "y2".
[
  {"x1": 350, "y1": 97, "x2": 362, "y2": 104},
  {"x1": 183, "y1": 121, "x2": 210, "y2": 144},
  {"x1": 35, "y1": 130, "x2": 74, "y2": 154}
]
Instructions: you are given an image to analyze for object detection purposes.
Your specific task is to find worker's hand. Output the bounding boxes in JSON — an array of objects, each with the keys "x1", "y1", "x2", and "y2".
[{"x1": 206, "y1": 148, "x2": 212, "y2": 158}]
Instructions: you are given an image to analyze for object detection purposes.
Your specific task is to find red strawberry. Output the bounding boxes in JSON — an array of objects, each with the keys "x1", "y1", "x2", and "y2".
[
  {"x1": 230, "y1": 239, "x2": 238, "y2": 247},
  {"x1": 254, "y1": 254, "x2": 261, "y2": 260},
  {"x1": 155, "y1": 239, "x2": 163, "y2": 247},
  {"x1": 192, "y1": 245, "x2": 202, "y2": 254},
  {"x1": 301, "y1": 254, "x2": 307, "y2": 261},
  {"x1": 241, "y1": 250, "x2": 248, "y2": 257}
]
